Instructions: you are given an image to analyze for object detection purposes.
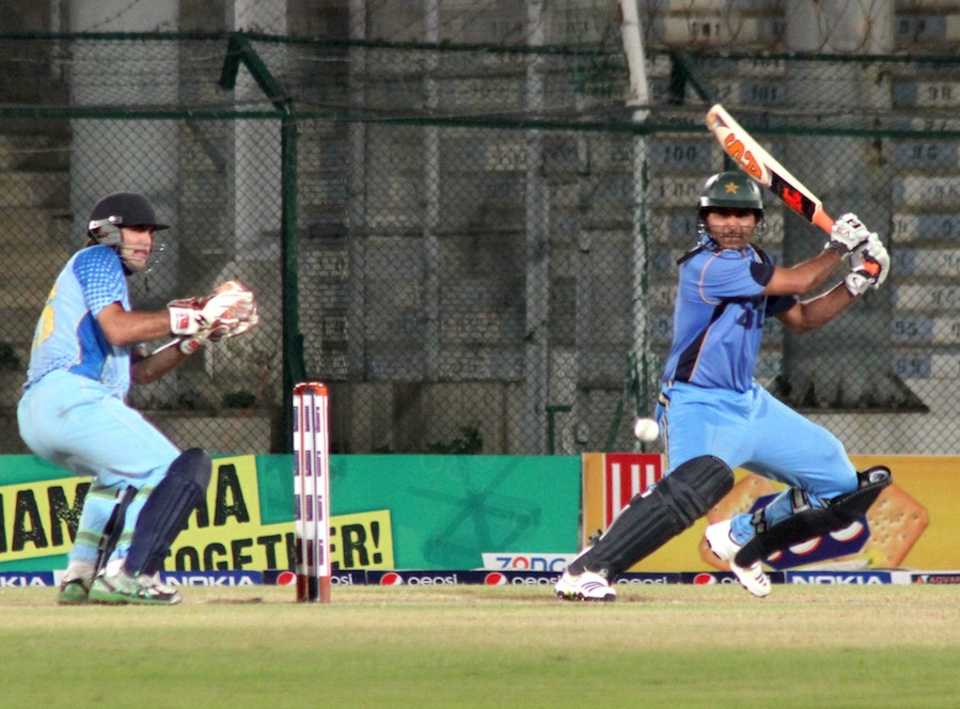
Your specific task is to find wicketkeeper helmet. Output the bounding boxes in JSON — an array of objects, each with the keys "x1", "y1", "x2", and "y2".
[{"x1": 88, "y1": 192, "x2": 169, "y2": 245}]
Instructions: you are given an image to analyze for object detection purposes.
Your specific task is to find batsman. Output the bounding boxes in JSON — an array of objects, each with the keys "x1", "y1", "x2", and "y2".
[
  {"x1": 17, "y1": 192, "x2": 259, "y2": 605},
  {"x1": 556, "y1": 172, "x2": 892, "y2": 601}
]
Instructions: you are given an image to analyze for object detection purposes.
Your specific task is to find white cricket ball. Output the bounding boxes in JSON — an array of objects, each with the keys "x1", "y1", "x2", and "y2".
[{"x1": 633, "y1": 417, "x2": 659, "y2": 443}]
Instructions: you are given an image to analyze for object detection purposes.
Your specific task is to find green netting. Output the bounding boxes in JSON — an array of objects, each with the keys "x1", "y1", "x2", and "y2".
[{"x1": 2, "y1": 33, "x2": 960, "y2": 456}]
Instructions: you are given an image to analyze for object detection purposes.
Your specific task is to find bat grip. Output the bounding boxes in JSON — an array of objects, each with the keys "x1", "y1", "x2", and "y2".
[{"x1": 813, "y1": 211, "x2": 834, "y2": 235}]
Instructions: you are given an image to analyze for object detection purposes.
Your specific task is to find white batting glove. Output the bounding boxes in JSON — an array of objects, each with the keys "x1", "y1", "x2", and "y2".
[
  {"x1": 845, "y1": 234, "x2": 890, "y2": 296},
  {"x1": 827, "y1": 213, "x2": 874, "y2": 254},
  {"x1": 168, "y1": 280, "x2": 256, "y2": 336},
  {"x1": 852, "y1": 234, "x2": 890, "y2": 287}
]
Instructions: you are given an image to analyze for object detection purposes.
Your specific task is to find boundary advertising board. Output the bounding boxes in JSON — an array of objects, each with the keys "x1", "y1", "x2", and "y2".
[
  {"x1": 582, "y1": 453, "x2": 949, "y2": 571},
  {"x1": 0, "y1": 454, "x2": 579, "y2": 572}
]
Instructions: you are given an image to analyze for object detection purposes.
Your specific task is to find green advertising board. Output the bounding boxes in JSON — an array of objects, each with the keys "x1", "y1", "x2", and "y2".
[{"x1": 0, "y1": 454, "x2": 580, "y2": 572}]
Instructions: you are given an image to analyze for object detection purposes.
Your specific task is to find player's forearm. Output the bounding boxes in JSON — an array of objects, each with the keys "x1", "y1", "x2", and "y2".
[
  {"x1": 99, "y1": 308, "x2": 173, "y2": 346},
  {"x1": 767, "y1": 249, "x2": 843, "y2": 296},
  {"x1": 131, "y1": 344, "x2": 189, "y2": 384},
  {"x1": 792, "y1": 282, "x2": 855, "y2": 332}
]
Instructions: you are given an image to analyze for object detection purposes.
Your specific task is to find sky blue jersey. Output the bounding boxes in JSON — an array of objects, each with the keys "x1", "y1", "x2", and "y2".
[
  {"x1": 660, "y1": 244, "x2": 796, "y2": 393},
  {"x1": 25, "y1": 245, "x2": 132, "y2": 398}
]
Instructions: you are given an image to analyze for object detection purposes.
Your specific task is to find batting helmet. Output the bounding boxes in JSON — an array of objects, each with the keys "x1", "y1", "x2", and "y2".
[
  {"x1": 698, "y1": 171, "x2": 764, "y2": 214},
  {"x1": 696, "y1": 172, "x2": 766, "y2": 247},
  {"x1": 87, "y1": 192, "x2": 169, "y2": 245}
]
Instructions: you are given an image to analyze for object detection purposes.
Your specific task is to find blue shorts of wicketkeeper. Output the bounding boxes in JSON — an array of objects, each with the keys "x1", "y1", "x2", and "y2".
[{"x1": 655, "y1": 380, "x2": 858, "y2": 545}]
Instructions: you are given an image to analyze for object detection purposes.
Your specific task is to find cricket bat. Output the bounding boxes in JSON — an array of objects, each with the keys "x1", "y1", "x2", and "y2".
[
  {"x1": 705, "y1": 103, "x2": 835, "y2": 235},
  {"x1": 705, "y1": 103, "x2": 881, "y2": 277}
]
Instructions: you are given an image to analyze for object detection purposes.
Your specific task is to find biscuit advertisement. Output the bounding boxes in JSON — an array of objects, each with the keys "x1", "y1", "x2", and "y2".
[{"x1": 582, "y1": 453, "x2": 951, "y2": 571}]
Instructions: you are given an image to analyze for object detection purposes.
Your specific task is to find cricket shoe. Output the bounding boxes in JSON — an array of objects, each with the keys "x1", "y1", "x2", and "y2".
[
  {"x1": 555, "y1": 569, "x2": 616, "y2": 602},
  {"x1": 705, "y1": 519, "x2": 771, "y2": 598},
  {"x1": 139, "y1": 572, "x2": 179, "y2": 598},
  {"x1": 89, "y1": 568, "x2": 182, "y2": 606},
  {"x1": 57, "y1": 562, "x2": 96, "y2": 605},
  {"x1": 57, "y1": 578, "x2": 90, "y2": 605}
]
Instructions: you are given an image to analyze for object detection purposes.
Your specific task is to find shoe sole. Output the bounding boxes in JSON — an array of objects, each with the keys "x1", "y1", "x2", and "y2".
[
  {"x1": 88, "y1": 595, "x2": 130, "y2": 605},
  {"x1": 706, "y1": 534, "x2": 770, "y2": 598},
  {"x1": 728, "y1": 562, "x2": 771, "y2": 598},
  {"x1": 555, "y1": 590, "x2": 616, "y2": 602},
  {"x1": 89, "y1": 588, "x2": 181, "y2": 606},
  {"x1": 89, "y1": 594, "x2": 180, "y2": 606},
  {"x1": 57, "y1": 582, "x2": 90, "y2": 605}
]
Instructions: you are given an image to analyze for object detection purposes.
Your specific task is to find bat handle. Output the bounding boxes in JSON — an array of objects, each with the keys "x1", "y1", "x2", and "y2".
[
  {"x1": 153, "y1": 338, "x2": 182, "y2": 355},
  {"x1": 862, "y1": 260, "x2": 882, "y2": 278},
  {"x1": 813, "y1": 210, "x2": 834, "y2": 235}
]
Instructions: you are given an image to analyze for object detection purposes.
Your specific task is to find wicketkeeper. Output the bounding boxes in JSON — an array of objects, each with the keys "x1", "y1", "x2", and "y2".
[
  {"x1": 18, "y1": 192, "x2": 259, "y2": 605},
  {"x1": 556, "y1": 171, "x2": 892, "y2": 601}
]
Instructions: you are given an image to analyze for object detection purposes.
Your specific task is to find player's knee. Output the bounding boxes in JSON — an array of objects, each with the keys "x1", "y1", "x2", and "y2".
[
  {"x1": 658, "y1": 455, "x2": 734, "y2": 526},
  {"x1": 829, "y1": 465, "x2": 892, "y2": 521},
  {"x1": 166, "y1": 447, "x2": 212, "y2": 488},
  {"x1": 826, "y1": 461, "x2": 889, "y2": 504},
  {"x1": 836, "y1": 469, "x2": 860, "y2": 496}
]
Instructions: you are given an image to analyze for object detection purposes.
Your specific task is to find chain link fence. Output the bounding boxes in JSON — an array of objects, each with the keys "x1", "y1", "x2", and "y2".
[{"x1": 2, "y1": 33, "x2": 960, "y2": 455}]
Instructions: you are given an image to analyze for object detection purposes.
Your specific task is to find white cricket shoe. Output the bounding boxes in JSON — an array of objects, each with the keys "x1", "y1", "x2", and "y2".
[
  {"x1": 555, "y1": 569, "x2": 616, "y2": 602},
  {"x1": 705, "y1": 519, "x2": 771, "y2": 598},
  {"x1": 139, "y1": 572, "x2": 179, "y2": 597}
]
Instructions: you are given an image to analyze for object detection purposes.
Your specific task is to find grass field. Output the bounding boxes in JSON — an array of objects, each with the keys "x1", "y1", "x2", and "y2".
[{"x1": 2, "y1": 584, "x2": 959, "y2": 708}]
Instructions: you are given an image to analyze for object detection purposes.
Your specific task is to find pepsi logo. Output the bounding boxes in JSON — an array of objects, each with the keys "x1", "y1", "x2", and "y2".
[
  {"x1": 484, "y1": 572, "x2": 507, "y2": 586},
  {"x1": 379, "y1": 572, "x2": 403, "y2": 586},
  {"x1": 692, "y1": 573, "x2": 716, "y2": 585},
  {"x1": 275, "y1": 570, "x2": 296, "y2": 586}
]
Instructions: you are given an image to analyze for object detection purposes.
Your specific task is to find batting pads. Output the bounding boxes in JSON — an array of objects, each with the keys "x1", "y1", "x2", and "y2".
[
  {"x1": 572, "y1": 455, "x2": 734, "y2": 579},
  {"x1": 125, "y1": 448, "x2": 212, "y2": 576},
  {"x1": 734, "y1": 466, "x2": 892, "y2": 568}
]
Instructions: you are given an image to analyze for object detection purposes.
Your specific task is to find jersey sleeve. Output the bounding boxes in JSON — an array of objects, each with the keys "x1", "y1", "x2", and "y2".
[
  {"x1": 697, "y1": 251, "x2": 767, "y2": 302},
  {"x1": 72, "y1": 246, "x2": 127, "y2": 316}
]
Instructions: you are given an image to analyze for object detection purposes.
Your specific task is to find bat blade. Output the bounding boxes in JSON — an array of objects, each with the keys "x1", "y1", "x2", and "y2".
[{"x1": 705, "y1": 103, "x2": 834, "y2": 234}]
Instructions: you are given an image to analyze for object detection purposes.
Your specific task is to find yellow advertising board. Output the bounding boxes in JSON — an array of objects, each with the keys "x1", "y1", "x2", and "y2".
[
  {"x1": 0, "y1": 455, "x2": 394, "y2": 571},
  {"x1": 0, "y1": 475, "x2": 86, "y2": 562},
  {"x1": 582, "y1": 453, "x2": 952, "y2": 571}
]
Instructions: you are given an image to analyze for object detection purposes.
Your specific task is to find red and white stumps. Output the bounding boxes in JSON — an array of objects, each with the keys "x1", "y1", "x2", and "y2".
[{"x1": 293, "y1": 382, "x2": 332, "y2": 603}]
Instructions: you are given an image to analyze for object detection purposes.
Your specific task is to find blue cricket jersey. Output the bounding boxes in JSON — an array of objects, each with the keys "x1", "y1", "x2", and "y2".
[
  {"x1": 660, "y1": 244, "x2": 796, "y2": 393},
  {"x1": 25, "y1": 244, "x2": 132, "y2": 398}
]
